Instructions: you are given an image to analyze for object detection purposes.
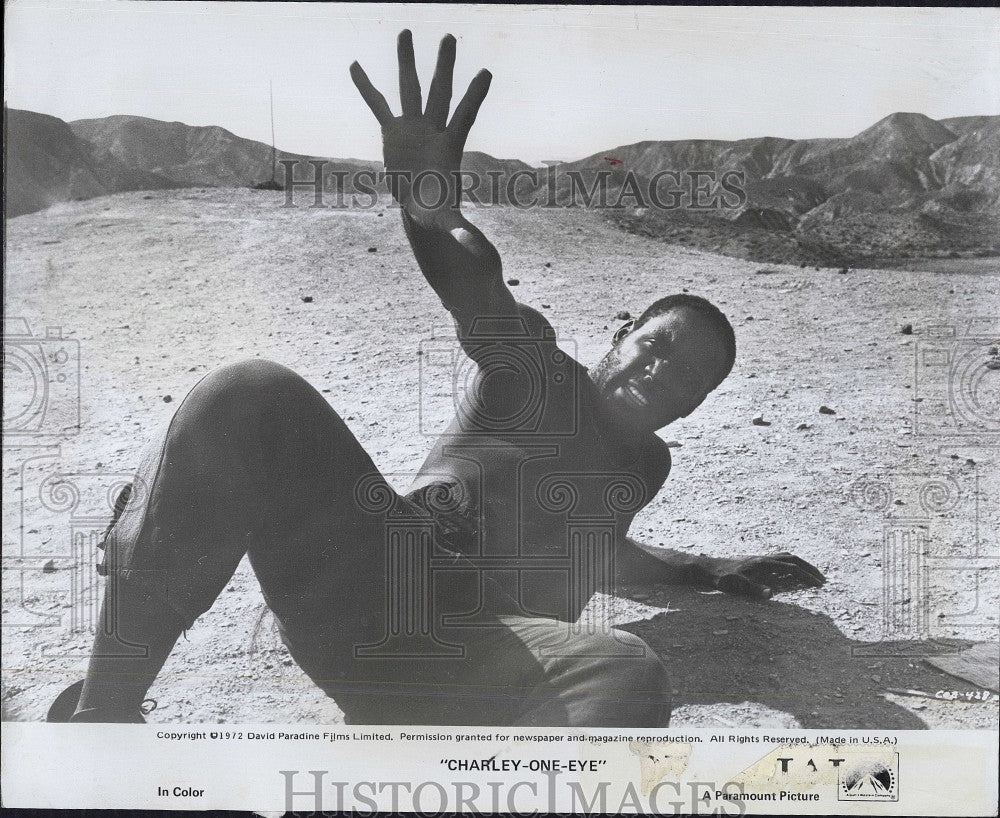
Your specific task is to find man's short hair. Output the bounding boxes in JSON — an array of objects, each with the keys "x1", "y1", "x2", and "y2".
[{"x1": 633, "y1": 294, "x2": 736, "y2": 391}]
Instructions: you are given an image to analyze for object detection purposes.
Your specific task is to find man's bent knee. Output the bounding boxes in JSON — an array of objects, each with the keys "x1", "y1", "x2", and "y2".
[
  {"x1": 199, "y1": 359, "x2": 313, "y2": 405},
  {"x1": 608, "y1": 630, "x2": 671, "y2": 724},
  {"x1": 177, "y1": 359, "x2": 334, "y2": 437}
]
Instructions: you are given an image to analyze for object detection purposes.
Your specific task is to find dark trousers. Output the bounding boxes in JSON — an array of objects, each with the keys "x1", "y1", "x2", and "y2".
[{"x1": 102, "y1": 359, "x2": 670, "y2": 726}]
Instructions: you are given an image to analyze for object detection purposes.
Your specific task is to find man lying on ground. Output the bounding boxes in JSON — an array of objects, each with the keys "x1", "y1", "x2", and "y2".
[{"x1": 48, "y1": 31, "x2": 823, "y2": 727}]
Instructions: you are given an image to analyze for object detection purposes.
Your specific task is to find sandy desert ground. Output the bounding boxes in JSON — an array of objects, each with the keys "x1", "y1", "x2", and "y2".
[{"x1": 3, "y1": 188, "x2": 998, "y2": 728}]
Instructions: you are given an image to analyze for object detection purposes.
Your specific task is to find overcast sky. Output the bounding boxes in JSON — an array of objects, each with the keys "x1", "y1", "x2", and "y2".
[{"x1": 5, "y1": 2, "x2": 999, "y2": 164}]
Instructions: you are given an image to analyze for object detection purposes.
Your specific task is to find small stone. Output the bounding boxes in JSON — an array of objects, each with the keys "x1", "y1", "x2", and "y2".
[
  {"x1": 543, "y1": 262, "x2": 552, "y2": 268},
  {"x1": 752, "y1": 414, "x2": 771, "y2": 426},
  {"x1": 989, "y1": 346, "x2": 998, "y2": 356},
  {"x1": 900, "y1": 323, "x2": 913, "y2": 335},
  {"x1": 367, "y1": 246, "x2": 377, "y2": 253},
  {"x1": 615, "y1": 310, "x2": 632, "y2": 321},
  {"x1": 796, "y1": 422, "x2": 810, "y2": 430},
  {"x1": 664, "y1": 440, "x2": 683, "y2": 448},
  {"x1": 894, "y1": 499, "x2": 905, "y2": 505},
  {"x1": 745, "y1": 316, "x2": 754, "y2": 322},
  {"x1": 507, "y1": 278, "x2": 520, "y2": 286},
  {"x1": 42, "y1": 560, "x2": 56, "y2": 573},
  {"x1": 301, "y1": 295, "x2": 313, "y2": 303},
  {"x1": 163, "y1": 395, "x2": 173, "y2": 403},
  {"x1": 540, "y1": 304, "x2": 551, "y2": 309},
  {"x1": 819, "y1": 405, "x2": 836, "y2": 415},
  {"x1": 986, "y1": 360, "x2": 1000, "y2": 370},
  {"x1": 966, "y1": 458, "x2": 976, "y2": 466}
]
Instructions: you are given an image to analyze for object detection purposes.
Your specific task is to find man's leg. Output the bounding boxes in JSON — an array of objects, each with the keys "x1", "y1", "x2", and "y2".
[
  {"x1": 501, "y1": 618, "x2": 672, "y2": 727},
  {"x1": 67, "y1": 359, "x2": 399, "y2": 721},
  {"x1": 327, "y1": 612, "x2": 671, "y2": 727}
]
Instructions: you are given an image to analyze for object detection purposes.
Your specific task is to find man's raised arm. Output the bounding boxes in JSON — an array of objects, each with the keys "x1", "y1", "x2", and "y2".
[{"x1": 351, "y1": 31, "x2": 517, "y2": 334}]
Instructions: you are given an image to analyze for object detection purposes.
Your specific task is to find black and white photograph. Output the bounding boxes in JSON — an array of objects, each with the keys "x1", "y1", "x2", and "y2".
[{"x1": 3, "y1": 2, "x2": 998, "y2": 813}]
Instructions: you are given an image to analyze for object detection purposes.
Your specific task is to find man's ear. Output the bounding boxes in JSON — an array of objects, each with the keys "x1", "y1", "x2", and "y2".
[{"x1": 612, "y1": 319, "x2": 635, "y2": 345}]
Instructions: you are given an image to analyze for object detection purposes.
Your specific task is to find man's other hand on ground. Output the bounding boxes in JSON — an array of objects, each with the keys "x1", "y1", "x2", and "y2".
[{"x1": 706, "y1": 552, "x2": 826, "y2": 600}]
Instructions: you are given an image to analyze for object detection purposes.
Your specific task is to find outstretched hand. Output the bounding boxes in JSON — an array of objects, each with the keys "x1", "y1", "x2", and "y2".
[
  {"x1": 708, "y1": 552, "x2": 826, "y2": 600},
  {"x1": 350, "y1": 30, "x2": 492, "y2": 222}
]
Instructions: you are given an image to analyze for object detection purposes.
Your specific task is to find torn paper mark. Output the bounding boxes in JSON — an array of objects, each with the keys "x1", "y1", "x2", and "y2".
[{"x1": 628, "y1": 740, "x2": 692, "y2": 796}]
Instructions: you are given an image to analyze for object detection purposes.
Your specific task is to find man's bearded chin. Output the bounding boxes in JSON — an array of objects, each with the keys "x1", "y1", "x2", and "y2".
[{"x1": 590, "y1": 346, "x2": 629, "y2": 406}]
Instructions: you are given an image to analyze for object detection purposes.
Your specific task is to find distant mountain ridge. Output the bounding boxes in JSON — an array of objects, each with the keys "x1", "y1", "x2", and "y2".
[
  {"x1": 553, "y1": 112, "x2": 999, "y2": 264},
  {"x1": 69, "y1": 114, "x2": 382, "y2": 189},
  {"x1": 6, "y1": 108, "x2": 998, "y2": 265},
  {"x1": 5, "y1": 109, "x2": 176, "y2": 217}
]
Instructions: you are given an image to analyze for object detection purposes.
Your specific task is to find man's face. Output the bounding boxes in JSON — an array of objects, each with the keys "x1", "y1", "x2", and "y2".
[{"x1": 591, "y1": 307, "x2": 730, "y2": 433}]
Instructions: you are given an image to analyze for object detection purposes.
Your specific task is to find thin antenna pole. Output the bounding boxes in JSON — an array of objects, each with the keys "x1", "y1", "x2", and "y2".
[{"x1": 269, "y1": 80, "x2": 276, "y2": 184}]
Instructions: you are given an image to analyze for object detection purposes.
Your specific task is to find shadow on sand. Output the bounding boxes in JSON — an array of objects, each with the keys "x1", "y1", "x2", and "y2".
[{"x1": 617, "y1": 584, "x2": 976, "y2": 730}]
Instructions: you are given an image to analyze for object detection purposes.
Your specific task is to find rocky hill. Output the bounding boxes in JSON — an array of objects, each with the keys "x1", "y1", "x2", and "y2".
[
  {"x1": 69, "y1": 114, "x2": 382, "y2": 190},
  {"x1": 4, "y1": 109, "x2": 176, "y2": 217},
  {"x1": 559, "y1": 113, "x2": 1000, "y2": 266},
  {"x1": 6, "y1": 110, "x2": 537, "y2": 216},
  {"x1": 7, "y1": 107, "x2": 998, "y2": 266}
]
